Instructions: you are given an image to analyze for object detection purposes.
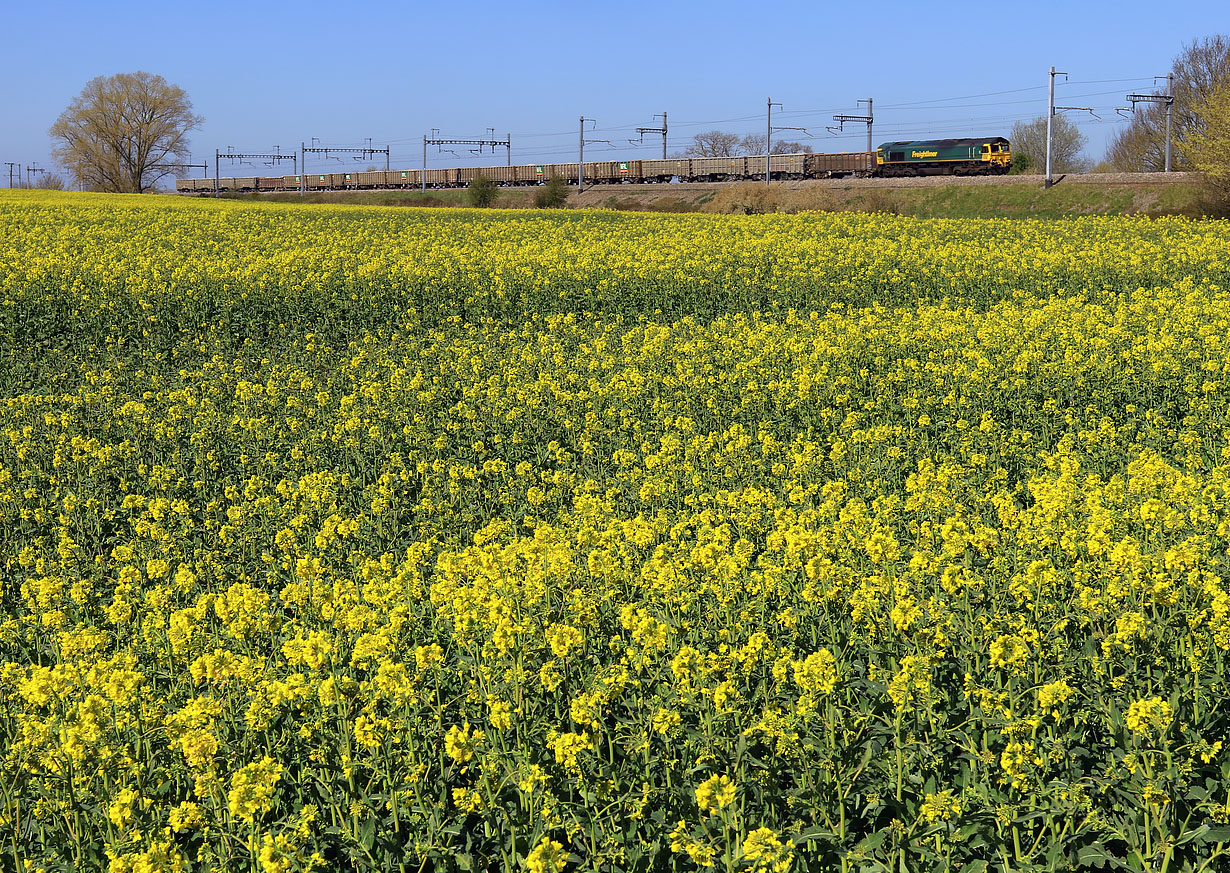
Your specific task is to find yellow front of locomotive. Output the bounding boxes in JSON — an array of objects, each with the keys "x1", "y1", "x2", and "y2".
[{"x1": 982, "y1": 139, "x2": 1012, "y2": 173}]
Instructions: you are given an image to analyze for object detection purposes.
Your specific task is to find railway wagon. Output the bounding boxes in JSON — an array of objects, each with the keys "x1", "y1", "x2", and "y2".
[
  {"x1": 688, "y1": 157, "x2": 747, "y2": 181},
  {"x1": 458, "y1": 166, "x2": 517, "y2": 185},
  {"x1": 509, "y1": 165, "x2": 543, "y2": 184},
  {"x1": 422, "y1": 167, "x2": 458, "y2": 187},
  {"x1": 765, "y1": 153, "x2": 808, "y2": 179},
  {"x1": 354, "y1": 171, "x2": 387, "y2": 188},
  {"x1": 504, "y1": 165, "x2": 532, "y2": 184},
  {"x1": 543, "y1": 163, "x2": 580, "y2": 184},
  {"x1": 305, "y1": 174, "x2": 331, "y2": 190},
  {"x1": 584, "y1": 161, "x2": 639, "y2": 184},
  {"x1": 876, "y1": 137, "x2": 1010, "y2": 176},
  {"x1": 256, "y1": 177, "x2": 284, "y2": 191},
  {"x1": 178, "y1": 178, "x2": 218, "y2": 193},
  {"x1": 807, "y1": 152, "x2": 874, "y2": 177},
  {"x1": 283, "y1": 175, "x2": 303, "y2": 189},
  {"x1": 225, "y1": 177, "x2": 258, "y2": 191},
  {"x1": 329, "y1": 172, "x2": 356, "y2": 189},
  {"x1": 585, "y1": 161, "x2": 618, "y2": 183},
  {"x1": 381, "y1": 169, "x2": 419, "y2": 188},
  {"x1": 389, "y1": 169, "x2": 421, "y2": 187},
  {"x1": 641, "y1": 159, "x2": 690, "y2": 182},
  {"x1": 461, "y1": 165, "x2": 517, "y2": 185}
]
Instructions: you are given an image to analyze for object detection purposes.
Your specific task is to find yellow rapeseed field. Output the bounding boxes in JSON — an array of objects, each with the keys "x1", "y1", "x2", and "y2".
[{"x1": 3, "y1": 190, "x2": 1230, "y2": 872}]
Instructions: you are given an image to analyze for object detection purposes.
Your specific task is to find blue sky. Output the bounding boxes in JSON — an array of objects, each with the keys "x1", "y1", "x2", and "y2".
[{"x1": 1, "y1": 0, "x2": 1226, "y2": 183}]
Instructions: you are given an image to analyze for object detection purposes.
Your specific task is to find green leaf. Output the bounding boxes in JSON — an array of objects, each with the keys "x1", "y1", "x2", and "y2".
[
  {"x1": 1013, "y1": 808, "x2": 1050, "y2": 823},
  {"x1": 1199, "y1": 824, "x2": 1230, "y2": 843},
  {"x1": 1077, "y1": 844, "x2": 1109, "y2": 868},
  {"x1": 1174, "y1": 824, "x2": 1209, "y2": 846},
  {"x1": 857, "y1": 828, "x2": 889, "y2": 852}
]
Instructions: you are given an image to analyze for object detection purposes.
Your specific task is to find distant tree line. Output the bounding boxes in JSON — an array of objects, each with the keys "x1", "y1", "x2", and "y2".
[{"x1": 677, "y1": 131, "x2": 813, "y2": 158}]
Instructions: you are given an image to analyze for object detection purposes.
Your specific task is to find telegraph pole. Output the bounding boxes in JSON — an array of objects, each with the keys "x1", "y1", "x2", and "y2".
[
  {"x1": 421, "y1": 131, "x2": 511, "y2": 192},
  {"x1": 1045, "y1": 69, "x2": 1097, "y2": 188},
  {"x1": 4, "y1": 162, "x2": 17, "y2": 189},
  {"x1": 299, "y1": 139, "x2": 388, "y2": 194},
  {"x1": 1166, "y1": 73, "x2": 1174, "y2": 172},
  {"x1": 832, "y1": 98, "x2": 874, "y2": 154},
  {"x1": 1126, "y1": 75, "x2": 1176, "y2": 171},
  {"x1": 766, "y1": 99, "x2": 807, "y2": 186},
  {"x1": 866, "y1": 98, "x2": 873, "y2": 154},
  {"x1": 1046, "y1": 67, "x2": 1064, "y2": 188},
  {"x1": 766, "y1": 99, "x2": 779, "y2": 186},
  {"x1": 631, "y1": 113, "x2": 668, "y2": 159},
  {"x1": 484, "y1": 129, "x2": 511, "y2": 166}
]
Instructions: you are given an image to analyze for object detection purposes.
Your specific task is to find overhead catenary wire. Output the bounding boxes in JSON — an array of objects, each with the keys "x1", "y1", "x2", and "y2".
[{"x1": 294, "y1": 74, "x2": 1167, "y2": 175}]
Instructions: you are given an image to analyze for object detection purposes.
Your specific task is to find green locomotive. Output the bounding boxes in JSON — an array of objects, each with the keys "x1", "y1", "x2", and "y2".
[{"x1": 875, "y1": 137, "x2": 1011, "y2": 176}]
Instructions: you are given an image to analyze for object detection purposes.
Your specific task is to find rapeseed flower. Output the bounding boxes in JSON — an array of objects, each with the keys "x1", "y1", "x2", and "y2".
[
  {"x1": 526, "y1": 837, "x2": 568, "y2": 873},
  {"x1": 741, "y1": 827, "x2": 793, "y2": 872},
  {"x1": 695, "y1": 774, "x2": 737, "y2": 813},
  {"x1": 444, "y1": 722, "x2": 483, "y2": 764},
  {"x1": 227, "y1": 757, "x2": 283, "y2": 823},
  {"x1": 1125, "y1": 697, "x2": 1174, "y2": 738}
]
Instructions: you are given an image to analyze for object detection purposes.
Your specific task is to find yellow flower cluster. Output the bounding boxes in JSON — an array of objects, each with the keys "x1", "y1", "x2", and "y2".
[
  {"x1": 2, "y1": 190, "x2": 1230, "y2": 871},
  {"x1": 228, "y1": 757, "x2": 284, "y2": 824},
  {"x1": 1124, "y1": 697, "x2": 1175, "y2": 739},
  {"x1": 526, "y1": 837, "x2": 569, "y2": 873},
  {"x1": 695, "y1": 774, "x2": 737, "y2": 814},
  {"x1": 741, "y1": 827, "x2": 794, "y2": 873}
]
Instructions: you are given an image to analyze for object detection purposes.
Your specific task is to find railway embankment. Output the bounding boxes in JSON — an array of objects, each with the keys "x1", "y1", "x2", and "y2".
[
  {"x1": 573, "y1": 172, "x2": 1204, "y2": 218},
  {"x1": 206, "y1": 172, "x2": 1208, "y2": 219}
]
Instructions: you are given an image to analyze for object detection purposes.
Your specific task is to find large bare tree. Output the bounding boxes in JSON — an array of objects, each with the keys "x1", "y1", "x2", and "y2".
[
  {"x1": 1105, "y1": 34, "x2": 1230, "y2": 172},
  {"x1": 682, "y1": 130, "x2": 740, "y2": 158},
  {"x1": 50, "y1": 72, "x2": 203, "y2": 193}
]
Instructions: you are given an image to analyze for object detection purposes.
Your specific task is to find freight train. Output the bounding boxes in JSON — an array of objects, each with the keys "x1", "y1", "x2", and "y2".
[{"x1": 176, "y1": 137, "x2": 1011, "y2": 193}]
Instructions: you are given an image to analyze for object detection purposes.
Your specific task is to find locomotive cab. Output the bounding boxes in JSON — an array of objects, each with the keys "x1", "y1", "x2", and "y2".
[{"x1": 982, "y1": 138, "x2": 1011, "y2": 172}]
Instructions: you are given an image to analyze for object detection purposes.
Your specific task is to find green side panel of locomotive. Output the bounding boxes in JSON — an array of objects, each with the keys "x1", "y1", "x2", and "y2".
[{"x1": 876, "y1": 140, "x2": 979, "y2": 164}]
